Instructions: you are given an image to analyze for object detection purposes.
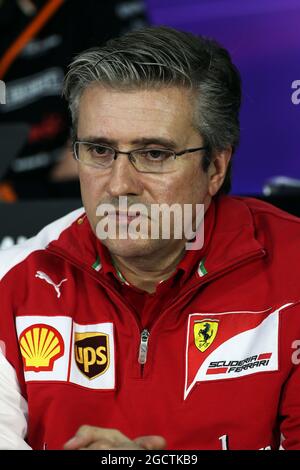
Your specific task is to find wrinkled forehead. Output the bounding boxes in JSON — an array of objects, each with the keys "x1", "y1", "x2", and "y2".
[{"x1": 77, "y1": 84, "x2": 200, "y2": 146}]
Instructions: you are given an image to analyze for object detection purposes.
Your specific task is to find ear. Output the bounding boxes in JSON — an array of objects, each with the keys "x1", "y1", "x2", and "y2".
[{"x1": 207, "y1": 147, "x2": 232, "y2": 197}]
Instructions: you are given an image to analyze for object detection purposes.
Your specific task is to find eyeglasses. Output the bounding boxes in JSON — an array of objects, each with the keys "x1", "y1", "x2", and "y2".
[{"x1": 73, "y1": 141, "x2": 208, "y2": 174}]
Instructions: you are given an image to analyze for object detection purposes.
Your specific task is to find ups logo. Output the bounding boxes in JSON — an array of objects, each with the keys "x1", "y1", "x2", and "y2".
[{"x1": 74, "y1": 332, "x2": 109, "y2": 379}]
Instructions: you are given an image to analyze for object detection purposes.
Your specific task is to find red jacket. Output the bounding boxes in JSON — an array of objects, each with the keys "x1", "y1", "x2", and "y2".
[{"x1": 1, "y1": 195, "x2": 300, "y2": 450}]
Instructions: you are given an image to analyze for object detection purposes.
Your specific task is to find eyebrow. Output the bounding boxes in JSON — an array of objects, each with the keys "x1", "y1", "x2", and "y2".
[{"x1": 76, "y1": 136, "x2": 178, "y2": 149}]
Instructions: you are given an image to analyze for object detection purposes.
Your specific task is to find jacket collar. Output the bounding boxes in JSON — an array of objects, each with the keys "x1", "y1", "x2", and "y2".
[
  {"x1": 48, "y1": 196, "x2": 266, "y2": 282},
  {"x1": 202, "y1": 195, "x2": 265, "y2": 278}
]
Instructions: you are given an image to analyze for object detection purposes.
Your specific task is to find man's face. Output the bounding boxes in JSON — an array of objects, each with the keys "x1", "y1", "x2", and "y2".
[{"x1": 77, "y1": 85, "x2": 218, "y2": 258}]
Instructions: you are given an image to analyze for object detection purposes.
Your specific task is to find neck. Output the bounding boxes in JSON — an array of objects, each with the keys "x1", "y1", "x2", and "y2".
[{"x1": 111, "y1": 241, "x2": 186, "y2": 294}]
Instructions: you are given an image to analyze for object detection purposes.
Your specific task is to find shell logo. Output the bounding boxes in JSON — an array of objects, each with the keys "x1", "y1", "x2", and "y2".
[{"x1": 19, "y1": 324, "x2": 64, "y2": 372}]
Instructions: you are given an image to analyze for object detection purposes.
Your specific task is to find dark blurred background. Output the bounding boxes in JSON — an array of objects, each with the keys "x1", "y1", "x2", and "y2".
[{"x1": 148, "y1": 0, "x2": 300, "y2": 196}]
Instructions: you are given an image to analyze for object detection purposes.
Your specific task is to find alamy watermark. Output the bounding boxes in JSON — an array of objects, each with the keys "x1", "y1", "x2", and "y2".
[
  {"x1": 0, "y1": 80, "x2": 5, "y2": 105},
  {"x1": 291, "y1": 80, "x2": 300, "y2": 105},
  {"x1": 95, "y1": 196, "x2": 204, "y2": 250},
  {"x1": 291, "y1": 340, "x2": 300, "y2": 364}
]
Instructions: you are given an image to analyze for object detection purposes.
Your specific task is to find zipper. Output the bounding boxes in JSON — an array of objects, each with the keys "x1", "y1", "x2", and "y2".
[
  {"x1": 47, "y1": 246, "x2": 147, "y2": 375},
  {"x1": 138, "y1": 329, "x2": 150, "y2": 365},
  {"x1": 47, "y1": 246, "x2": 266, "y2": 375}
]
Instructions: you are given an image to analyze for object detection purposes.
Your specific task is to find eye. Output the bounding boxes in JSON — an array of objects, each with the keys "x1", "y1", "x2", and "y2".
[
  {"x1": 140, "y1": 149, "x2": 173, "y2": 161},
  {"x1": 86, "y1": 144, "x2": 113, "y2": 157}
]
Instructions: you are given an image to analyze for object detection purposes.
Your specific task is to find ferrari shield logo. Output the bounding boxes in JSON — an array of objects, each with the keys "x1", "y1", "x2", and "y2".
[
  {"x1": 74, "y1": 332, "x2": 109, "y2": 379},
  {"x1": 194, "y1": 321, "x2": 218, "y2": 352}
]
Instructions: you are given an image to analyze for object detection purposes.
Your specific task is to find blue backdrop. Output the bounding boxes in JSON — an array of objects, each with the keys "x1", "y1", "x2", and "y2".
[{"x1": 147, "y1": 0, "x2": 300, "y2": 194}]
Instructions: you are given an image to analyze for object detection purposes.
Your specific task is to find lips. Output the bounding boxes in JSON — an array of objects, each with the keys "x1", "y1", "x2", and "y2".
[
  {"x1": 106, "y1": 211, "x2": 143, "y2": 224},
  {"x1": 117, "y1": 213, "x2": 140, "y2": 223}
]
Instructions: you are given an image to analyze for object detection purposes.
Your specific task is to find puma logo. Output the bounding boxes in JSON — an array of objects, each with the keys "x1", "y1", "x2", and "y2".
[{"x1": 35, "y1": 271, "x2": 67, "y2": 298}]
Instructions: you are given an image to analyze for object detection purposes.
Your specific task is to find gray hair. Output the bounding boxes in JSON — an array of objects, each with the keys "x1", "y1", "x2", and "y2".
[{"x1": 63, "y1": 26, "x2": 241, "y2": 193}]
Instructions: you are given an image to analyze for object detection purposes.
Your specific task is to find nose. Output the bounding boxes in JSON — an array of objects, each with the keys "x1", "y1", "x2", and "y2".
[{"x1": 106, "y1": 152, "x2": 143, "y2": 198}]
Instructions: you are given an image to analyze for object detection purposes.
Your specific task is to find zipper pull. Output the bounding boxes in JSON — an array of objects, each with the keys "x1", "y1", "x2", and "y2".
[{"x1": 138, "y1": 329, "x2": 150, "y2": 365}]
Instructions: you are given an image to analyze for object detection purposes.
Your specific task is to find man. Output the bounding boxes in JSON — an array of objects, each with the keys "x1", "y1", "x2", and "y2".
[{"x1": 1, "y1": 26, "x2": 300, "y2": 450}]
